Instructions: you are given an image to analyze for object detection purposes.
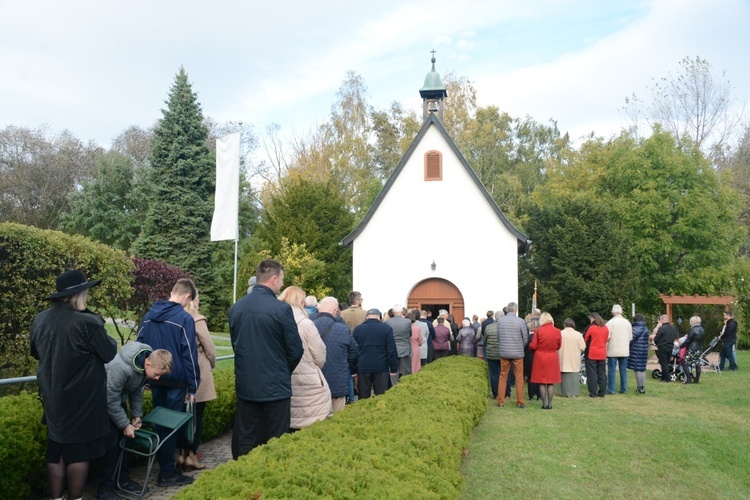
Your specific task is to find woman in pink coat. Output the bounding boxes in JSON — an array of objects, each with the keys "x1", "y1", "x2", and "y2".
[
  {"x1": 530, "y1": 312, "x2": 562, "y2": 410},
  {"x1": 409, "y1": 311, "x2": 423, "y2": 374}
]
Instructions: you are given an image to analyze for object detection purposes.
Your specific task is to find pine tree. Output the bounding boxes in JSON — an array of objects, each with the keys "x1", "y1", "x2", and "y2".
[{"x1": 132, "y1": 67, "x2": 217, "y2": 321}]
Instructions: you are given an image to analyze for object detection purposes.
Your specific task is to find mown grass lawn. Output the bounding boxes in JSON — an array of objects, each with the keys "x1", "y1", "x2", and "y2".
[{"x1": 460, "y1": 351, "x2": 750, "y2": 499}]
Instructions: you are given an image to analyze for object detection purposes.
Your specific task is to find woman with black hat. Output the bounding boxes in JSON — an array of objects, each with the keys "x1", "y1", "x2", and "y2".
[{"x1": 30, "y1": 269, "x2": 117, "y2": 500}]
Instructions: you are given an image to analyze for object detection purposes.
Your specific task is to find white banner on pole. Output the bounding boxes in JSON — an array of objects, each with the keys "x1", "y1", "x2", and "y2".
[{"x1": 211, "y1": 132, "x2": 240, "y2": 241}]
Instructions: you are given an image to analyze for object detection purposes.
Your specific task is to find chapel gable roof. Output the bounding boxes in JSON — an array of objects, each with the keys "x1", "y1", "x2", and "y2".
[{"x1": 341, "y1": 113, "x2": 530, "y2": 253}]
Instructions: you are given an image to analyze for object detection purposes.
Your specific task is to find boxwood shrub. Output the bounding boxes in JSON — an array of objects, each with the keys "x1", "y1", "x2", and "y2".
[
  {"x1": 0, "y1": 222, "x2": 134, "y2": 391},
  {"x1": 178, "y1": 356, "x2": 488, "y2": 499},
  {"x1": 0, "y1": 365, "x2": 237, "y2": 498}
]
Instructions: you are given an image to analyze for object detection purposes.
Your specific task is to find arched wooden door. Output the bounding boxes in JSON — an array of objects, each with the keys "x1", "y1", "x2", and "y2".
[{"x1": 407, "y1": 278, "x2": 464, "y2": 321}]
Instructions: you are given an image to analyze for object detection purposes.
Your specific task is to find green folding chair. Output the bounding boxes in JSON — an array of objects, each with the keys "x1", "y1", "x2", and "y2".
[{"x1": 115, "y1": 406, "x2": 193, "y2": 499}]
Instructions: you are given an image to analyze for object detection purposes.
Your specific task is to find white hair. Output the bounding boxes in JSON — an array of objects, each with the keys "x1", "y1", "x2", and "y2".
[
  {"x1": 318, "y1": 296, "x2": 339, "y2": 314},
  {"x1": 392, "y1": 304, "x2": 404, "y2": 316},
  {"x1": 462, "y1": 318, "x2": 471, "y2": 327}
]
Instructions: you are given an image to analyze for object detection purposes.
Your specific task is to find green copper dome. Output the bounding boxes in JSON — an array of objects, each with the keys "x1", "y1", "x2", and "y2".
[{"x1": 420, "y1": 56, "x2": 446, "y2": 92}]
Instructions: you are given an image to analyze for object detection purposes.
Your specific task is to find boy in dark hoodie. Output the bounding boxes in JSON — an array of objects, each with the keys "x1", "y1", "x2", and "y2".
[
  {"x1": 136, "y1": 278, "x2": 200, "y2": 487},
  {"x1": 98, "y1": 343, "x2": 172, "y2": 499}
]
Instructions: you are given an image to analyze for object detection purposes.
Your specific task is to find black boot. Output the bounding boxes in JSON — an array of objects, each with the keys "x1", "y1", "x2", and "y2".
[{"x1": 693, "y1": 368, "x2": 701, "y2": 384}]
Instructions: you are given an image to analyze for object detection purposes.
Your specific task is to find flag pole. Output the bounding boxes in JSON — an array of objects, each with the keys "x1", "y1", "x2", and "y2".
[
  {"x1": 212, "y1": 132, "x2": 241, "y2": 304},
  {"x1": 233, "y1": 234, "x2": 238, "y2": 303}
]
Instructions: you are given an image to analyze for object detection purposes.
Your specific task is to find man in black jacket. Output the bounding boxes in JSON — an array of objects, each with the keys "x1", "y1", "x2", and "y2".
[
  {"x1": 654, "y1": 315, "x2": 677, "y2": 382},
  {"x1": 353, "y1": 309, "x2": 398, "y2": 398},
  {"x1": 229, "y1": 259, "x2": 303, "y2": 459},
  {"x1": 719, "y1": 311, "x2": 739, "y2": 371}
]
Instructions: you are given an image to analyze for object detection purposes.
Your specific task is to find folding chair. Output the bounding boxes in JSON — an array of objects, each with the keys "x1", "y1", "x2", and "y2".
[{"x1": 115, "y1": 406, "x2": 193, "y2": 499}]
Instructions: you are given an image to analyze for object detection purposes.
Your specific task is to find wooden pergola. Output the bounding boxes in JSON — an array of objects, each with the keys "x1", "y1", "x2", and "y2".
[{"x1": 659, "y1": 294, "x2": 737, "y2": 323}]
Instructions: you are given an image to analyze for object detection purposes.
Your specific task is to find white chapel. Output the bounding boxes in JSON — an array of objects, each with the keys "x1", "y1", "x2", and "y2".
[{"x1": 341, "y1": 56, "x2": 530, "y2": 320}]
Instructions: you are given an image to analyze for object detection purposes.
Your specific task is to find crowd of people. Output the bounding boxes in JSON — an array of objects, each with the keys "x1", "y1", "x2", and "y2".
[
  {"x1": 30, "y1": 271, "x2": 216, "y2": 499},
  {"x1": 29, "y1": 262, "x2": 741, "y2": 499}
]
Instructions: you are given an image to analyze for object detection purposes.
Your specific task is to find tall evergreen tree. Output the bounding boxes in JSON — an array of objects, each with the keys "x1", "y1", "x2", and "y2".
[{"x1": 132, "y1": 67, "x2": 217, "y2": 320}]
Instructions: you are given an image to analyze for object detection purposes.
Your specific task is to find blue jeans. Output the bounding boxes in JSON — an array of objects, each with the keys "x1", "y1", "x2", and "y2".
[
  {"x1": 151, "y1": 386, "x2": 185, "y2": 476},
  {"x1": 720, "y1": 342, "x2": 738, "y2": 370},
  {"x1": 607, "y1": 357, "x2": 628, "y2": 393},
  {"x1": 347, "y1": 376, "x2": 356, "y2": 403}
]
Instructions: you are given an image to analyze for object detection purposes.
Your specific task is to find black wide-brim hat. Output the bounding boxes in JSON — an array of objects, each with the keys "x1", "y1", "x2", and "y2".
[{"x1": 46, "y1": 269, "x2": 101, "y2": 300}]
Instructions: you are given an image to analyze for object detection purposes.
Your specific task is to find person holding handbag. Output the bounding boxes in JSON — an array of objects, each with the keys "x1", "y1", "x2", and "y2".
[{"x1": 178, "y1": 291, "x2": 216, "y2": 470}]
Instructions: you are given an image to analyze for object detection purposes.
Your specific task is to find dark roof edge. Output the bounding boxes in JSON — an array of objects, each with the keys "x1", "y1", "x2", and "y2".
[{"x1": 341, "y1": 113, "x2": 530, "y2": 254}]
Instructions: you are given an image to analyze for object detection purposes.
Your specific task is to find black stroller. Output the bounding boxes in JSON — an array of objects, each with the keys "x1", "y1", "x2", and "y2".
[
  {"x1": 699, "y1": 336, "x2": 721, "y2": 373},
  {"x1": 652, "y1": 349, "x2": 686, "y2": 382}
]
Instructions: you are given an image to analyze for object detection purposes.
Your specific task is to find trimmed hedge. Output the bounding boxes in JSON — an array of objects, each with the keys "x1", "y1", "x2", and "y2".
[
  {"x1": 0, "y1": 392, "x2": 46, "y2": 498},
  {"x1": 0, "y1": 222, "x2": 134, "y2": 337},
  {"x1": 0, "y1": 366, "x2": 236, "y2": 498},
  {"x1": 1, "y1": 223, "x2": 135, "y2": 397},
  {"x1": 178, "y1": 356, "x2": 489, "y2": 499}
]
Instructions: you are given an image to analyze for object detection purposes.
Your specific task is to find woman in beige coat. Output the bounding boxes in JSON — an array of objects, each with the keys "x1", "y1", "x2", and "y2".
[
  {"x1": 278, "y1": 286, "x2": 332, "y2": 430},
  {"x1": 558, "y1": 318, "x2": 586, "y2": 397},
  {"x1": 179, "y1": 292, "x2": 216, "y2": 470}
]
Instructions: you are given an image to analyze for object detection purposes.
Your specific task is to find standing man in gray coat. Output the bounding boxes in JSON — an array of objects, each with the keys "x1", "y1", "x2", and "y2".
[
  {"x1": 496, "y1": 302, "x2": 529, "y2": 408},
  {"x1": 386, "y1": 304, "x2": 412, "y2": 379}
]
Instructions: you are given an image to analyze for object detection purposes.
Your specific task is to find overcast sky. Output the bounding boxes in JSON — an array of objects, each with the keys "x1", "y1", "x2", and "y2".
[{"x1": 1, "y1": 0, "x2": 748, "y2": 150}]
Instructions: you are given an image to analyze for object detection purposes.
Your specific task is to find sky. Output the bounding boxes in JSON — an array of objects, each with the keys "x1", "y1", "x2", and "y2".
[{"x1": 1, "y1": 0, "x2": 749, "y2": 151}]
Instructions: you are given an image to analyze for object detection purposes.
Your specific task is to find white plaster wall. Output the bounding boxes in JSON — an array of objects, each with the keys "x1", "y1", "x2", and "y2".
[{"x1": 352, "y1": 124, "x2": 521, "y2": 317}]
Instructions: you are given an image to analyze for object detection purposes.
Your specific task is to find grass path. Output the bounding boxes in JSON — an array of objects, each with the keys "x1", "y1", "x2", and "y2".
[{"x1": 460, "y1": 351, "x2": 750, "y2": 499}]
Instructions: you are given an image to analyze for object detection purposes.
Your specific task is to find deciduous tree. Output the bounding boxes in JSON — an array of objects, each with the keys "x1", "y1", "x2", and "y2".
[{"x1": 0, "y1": 126, "x2": 101, "y2": 229}]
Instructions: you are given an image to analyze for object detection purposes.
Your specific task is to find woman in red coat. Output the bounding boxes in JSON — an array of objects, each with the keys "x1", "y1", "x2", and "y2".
[
  {"x1": 584, "y1": 312, "x2": 610, "y2": 398},
  {"x1": 530, "y1": 312, "x2": 562, "y2": 410}
]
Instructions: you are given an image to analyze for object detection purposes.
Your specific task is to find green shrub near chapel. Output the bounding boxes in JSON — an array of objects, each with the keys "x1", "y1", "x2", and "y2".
[
  {"x1": 0, "y1": 368, "x2": 237, "y2": 498},
  {"x1": 0, "y1": 222, "x2": 134, "y2": 389},
  {"x1": 178, "y1": 356, "x2": 488, "y2": 500}
]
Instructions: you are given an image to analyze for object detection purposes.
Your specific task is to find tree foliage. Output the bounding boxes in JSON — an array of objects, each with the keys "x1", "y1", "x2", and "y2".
[
  {"x1": 61, "y1": 151, "x2": 144, "y2": 251},
  {"x1": 125, "y1": 257, "x2": 193, "y2": 340},
  {"x1": 131, "y1": 67, "x2": 218, "y2": 324},
  {"x1": 522, "y1": 197, "x2": 640, "y2": 325},
  {"x1": 254, "y1": 177, "x2": 354, "y2": 298},
  {"x1": 0, "y1": 126, "x2": 101, "y2": 229},
  {"x1": 536, "y1": 128, "x2": 743, "y2": 314}
]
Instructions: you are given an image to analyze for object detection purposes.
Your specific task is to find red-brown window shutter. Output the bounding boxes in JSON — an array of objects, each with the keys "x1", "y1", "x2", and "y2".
[{"x1": 425, "y1": 151, "x2": 442, "y2": 181}]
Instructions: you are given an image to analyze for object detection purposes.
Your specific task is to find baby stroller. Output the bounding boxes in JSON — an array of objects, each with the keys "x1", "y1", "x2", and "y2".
[
  {"x1": 579, "y1": 353, "x2": 587, "y2": 385},
  {"x1": 652, "y1": 350, "x2": 686, "y2": 382},
  {"x1": 699, "y1": 336, "x2": 721, "y2": 373}
]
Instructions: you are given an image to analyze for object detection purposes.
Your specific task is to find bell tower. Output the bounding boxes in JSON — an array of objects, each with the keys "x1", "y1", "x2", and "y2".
[{"x1": 419, "y1": 50, "x2": 448, "y2": 121}]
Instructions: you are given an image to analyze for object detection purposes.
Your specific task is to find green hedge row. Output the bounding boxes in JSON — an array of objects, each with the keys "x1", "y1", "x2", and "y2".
[
  {"x1": 178, "y1": 356, "x2": 489, "y2": 499},
  {"x1": 0, "y1": 368, "x2": 237, "y2": 498},
  {"x1": 0, "y1": 222, "x2": 134, "y2": 337}
]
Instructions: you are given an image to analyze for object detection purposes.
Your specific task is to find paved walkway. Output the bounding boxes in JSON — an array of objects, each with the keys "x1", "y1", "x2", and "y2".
[{"x1": 84, "y1": 431, "x2": 233, "y2": 499}]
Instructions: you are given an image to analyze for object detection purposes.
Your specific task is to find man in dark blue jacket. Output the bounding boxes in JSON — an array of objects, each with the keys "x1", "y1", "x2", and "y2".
[
  {"x1": 353, "y1": 309, "x2": 398, "y2": 399},
  {"x1": 229, "y1": 259, "x2": 303, "y2": 459},
  {"x1": 314, "y1": 296, "x2": 358, "y2": 412},
  {"x1": 419, "y1": 310, "x2": 436, "y2": 363},
  {"x1": 136, "y1": 278, "x2": 199, "y2": 487}
]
